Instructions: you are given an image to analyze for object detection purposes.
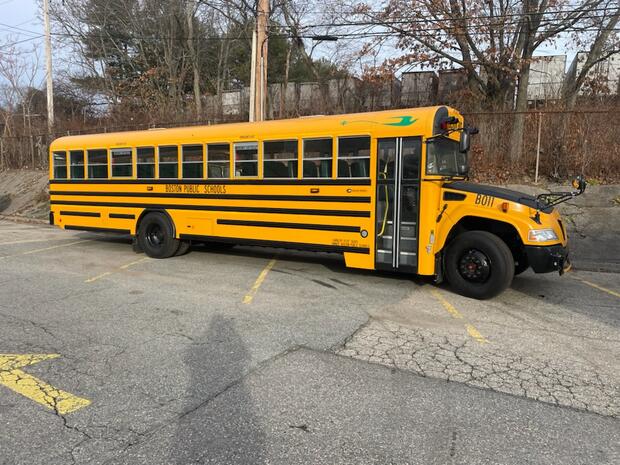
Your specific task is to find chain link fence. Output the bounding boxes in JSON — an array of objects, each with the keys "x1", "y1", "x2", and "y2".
[
  {"x1": 1, "y1": 108, "x2": 618, "y2": 182},
  {"x1": 464, "y1": 108, "x2": 619, "y2": 182}
]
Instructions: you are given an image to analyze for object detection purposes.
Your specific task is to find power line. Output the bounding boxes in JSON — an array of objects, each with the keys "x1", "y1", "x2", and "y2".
[
  {"x1": 0, "y1": 6, "x2": 616, "y2": 48},
  {"x1": 1, "y1": 34, "x2": 44, "y2": 47},
  {"x1": 300, "y1": 5, "x2": 619, "y2": 29},
  {"x1": 1, "y1": 22, "x2": 616, "y2": 44},
  {"x1": 0, "y1": 5, "x2": 616, "y2": 40}
]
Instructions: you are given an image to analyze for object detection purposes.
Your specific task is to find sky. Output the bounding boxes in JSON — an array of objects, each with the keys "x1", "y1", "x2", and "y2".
[
  {"x1": 0, "y1": 0, "x2": 581, "y2": 90},
  {"x1": 0, "y1": 0, "x2": 46, "y2": 83}
]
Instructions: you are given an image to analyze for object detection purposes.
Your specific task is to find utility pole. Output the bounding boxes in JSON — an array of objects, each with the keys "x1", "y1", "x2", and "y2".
[
  {"x1": 249, "y1": 0, "x2": 269, "y2": 122},
  {"x1": 43, "y1": 0, "x2": 54, "y2": 132}
]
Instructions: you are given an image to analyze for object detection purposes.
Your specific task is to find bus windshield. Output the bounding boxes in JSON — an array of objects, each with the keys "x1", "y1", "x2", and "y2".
[{"x1": 426, "y1": 136, "x2": 468, "y2": 177}]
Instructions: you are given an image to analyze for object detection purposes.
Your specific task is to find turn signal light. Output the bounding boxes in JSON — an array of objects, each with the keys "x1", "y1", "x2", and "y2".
[{"x1": 500, "y1": 202, "x2": 509, "y2": 213}]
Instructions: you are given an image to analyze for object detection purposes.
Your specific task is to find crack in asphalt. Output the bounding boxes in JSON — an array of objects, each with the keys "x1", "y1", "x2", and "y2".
[{"x1": 336, "y1": 319, "x2": 619, "y2": 418}]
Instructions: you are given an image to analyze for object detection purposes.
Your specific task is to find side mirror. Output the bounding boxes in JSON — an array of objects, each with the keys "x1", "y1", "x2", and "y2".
[
  {"x1": 459, "y1": 131, "x2": 470, "y2": 153},
  {"x1": 571, "y1": 175, "x2": 587, "y2": 194}
]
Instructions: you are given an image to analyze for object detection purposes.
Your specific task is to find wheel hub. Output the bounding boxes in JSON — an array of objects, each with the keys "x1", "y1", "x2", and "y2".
[
  {"x1": 146, "y1": 224, "x2": 164, "y2": 248},
  {"x1": 458, "y1": 249, "x2": 491, "y2": 283}
]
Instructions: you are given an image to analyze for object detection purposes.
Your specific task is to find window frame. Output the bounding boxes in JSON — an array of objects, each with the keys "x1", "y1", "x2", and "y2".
[
  {"x1": 302, "y1": 137, "x2": 334, "y2": 179},
  {"x1": 181, "y1": 144, "x2": 205, "y2": 180},
  {"x1": 158, "y1": 145, "x2": 179, "y2": 180},
  {"x1": 110, "y1": 147, "x2": 134, "y2": 179},
  {"x1": 263, "y1": 139, "x2": 299, "y2": 179},
  {"x1": 86, "y1": 148, "x2": 109, "y2": 179},
  {"x1": 206, "y1": 142, "x2": 231, "y2": 179},
  {"x1": 69, "y1": 150, "x2": 86, "y2": 180},
  {"x1": 136, "y1": 146, "x2": 156, "y2": 179},
  {"x1": 52, "y1": 150, "x2": 68, "y2": 180},
  {"x1": 424, "y1": 135, "x2": 466, "y2": 177},
  {"x1": 336, "y1": 135, "x2": 371, "y2": 179},
  {"x1": 233, "y1": 141, "x2": 259, "y2": 179}
]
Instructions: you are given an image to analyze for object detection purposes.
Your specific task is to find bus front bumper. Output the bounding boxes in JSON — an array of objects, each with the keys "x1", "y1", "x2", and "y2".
[{"x1": 525, "y1": 244, "x2": 570, "y2": 275}]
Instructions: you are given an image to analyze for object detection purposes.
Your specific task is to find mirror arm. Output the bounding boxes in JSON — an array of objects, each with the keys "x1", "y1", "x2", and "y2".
[{"x1": 535, "y1": 177, "x2": 587, "y2": 209}]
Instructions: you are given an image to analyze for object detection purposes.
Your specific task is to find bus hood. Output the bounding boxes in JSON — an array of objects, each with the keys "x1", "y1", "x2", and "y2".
[{"x1": 444, "y1": 181, "x2": 552, "y2": 212}]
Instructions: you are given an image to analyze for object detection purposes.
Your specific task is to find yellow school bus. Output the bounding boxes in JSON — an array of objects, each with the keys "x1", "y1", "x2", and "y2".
[{"x1": 48, "y1": 106, "x2": 584, "y2": 299}]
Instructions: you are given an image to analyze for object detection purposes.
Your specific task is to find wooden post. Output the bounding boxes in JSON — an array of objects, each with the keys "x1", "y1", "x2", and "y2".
[
  {"x1": 535, "y1": 112, "x2": 542, "y2": 184},
  {"x1": 250, "y1": 0, "x2": 269, "y2": 122},
  {"x1": 43, "y1": 0, "x2": 54, "y2": 132}
]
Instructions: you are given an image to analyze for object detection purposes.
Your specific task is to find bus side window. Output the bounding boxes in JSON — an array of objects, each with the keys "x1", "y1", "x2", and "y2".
[
  {"x1": 338, "y1": 136, "x2": 370, "y2": 178},
  {"x1": 111, "y1": 148, "x2": 133, "y2": 177},
  {"x1": 70, "y1": 150, "x2": 85, "y2": 179},
  {"x1": 137, "y1": 147, "x2": 155, "y2": 179},
  {"x1": 182, "y1": 145, "x2": 204, "y2": 179},
  {"x1": 159, "y1": 146, "x2": 178, "y2": 179},
  {"x1": 264, "y1": 140, "x2": 297, "y2": 178},
  {"x1": 206, "y1": 144, "x2": 230, "y2": 178},
  {"x1": 53, "y1": 151, "x2": 67, "y2": 179},
  {"x1": 302, "y1": 138, "x2": 333, "y2": 178},
  {"x1": 234, "y1": 142, "x2": 258, "y2": 177},
  {"x1": 87, "y1": 149, "x2": 108, "y2": 179}
]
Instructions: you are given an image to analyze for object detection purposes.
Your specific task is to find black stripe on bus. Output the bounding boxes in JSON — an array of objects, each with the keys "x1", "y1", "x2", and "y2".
[
  {"x1": 217, "y1": 219, "x2": 360, "y2": 233},
  {"x1": 50, "y1": 178, "x2": 372, "y2": 186},
  {"x1": 49, "y1": 191, "x2": 371, "y2": 203},
  {"x1": 179, "y1": 234, "x2": 370, "y2": 255},
  {"x1": 50, "y1": 200, "x2": 371, "y2": 218},
  {"x1": 59, "y1": 211, "x2": 101, "y2": 217},
  {"x1": 109, "y1": 213, "x2": 136, "y2": 219},
  {"x1": 65, "y1": 225, "x2": 131, "y2": 234}
]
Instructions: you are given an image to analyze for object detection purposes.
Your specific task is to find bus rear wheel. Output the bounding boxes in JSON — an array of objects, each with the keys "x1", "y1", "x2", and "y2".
[
  {"x1": 137, "y1": 212, "x2": 180, "y2": 259},
  {"x1": 444, "y1": 231, "x2": 514, "y2": 300},
  {"x1": 175, "y1": 240, "x2": 191, "y2": 256}
]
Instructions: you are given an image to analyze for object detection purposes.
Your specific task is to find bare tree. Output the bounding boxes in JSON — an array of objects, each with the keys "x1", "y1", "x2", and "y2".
[
  {"x1": 354, "y1": 0, "x2": 605, "y2": 160},
  {"x1": 562, "y1": 1, "x2": 620, "y2": 107},
  {"x1": 0, "y1": 38, "x2": 44, "y2": 167}
]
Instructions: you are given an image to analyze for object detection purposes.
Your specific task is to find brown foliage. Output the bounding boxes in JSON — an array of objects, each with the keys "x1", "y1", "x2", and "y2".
[{"x1": 465, "y1": 105, "x2": 620, "y2": 183}]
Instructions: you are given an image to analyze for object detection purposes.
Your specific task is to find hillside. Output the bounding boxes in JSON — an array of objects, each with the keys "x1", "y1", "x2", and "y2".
[{"x1": 0, "y1": 170, "x2": 49, "y2": 220}]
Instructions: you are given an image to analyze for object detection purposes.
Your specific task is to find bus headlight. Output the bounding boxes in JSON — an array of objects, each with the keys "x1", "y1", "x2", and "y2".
[{"x1": 528, "y1": 228, "x2": 558, "y2": 242}]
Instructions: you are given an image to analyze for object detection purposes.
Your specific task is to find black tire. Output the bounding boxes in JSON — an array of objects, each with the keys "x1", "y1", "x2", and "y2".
[
  {"x1": 175, "y1": 240, "x2": 191, "y2": 256},
  {"x1": 444, "y1": 230, "x2": 514, "y2": 299},
  {"x1": 137, "y1": 212, "x2": 180, "y2": 259},
  {"x1": 513, "y1": 249, "x2": 529, "y2": 275}
]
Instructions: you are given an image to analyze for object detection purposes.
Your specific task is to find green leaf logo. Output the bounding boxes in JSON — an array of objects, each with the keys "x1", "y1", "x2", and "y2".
[
  {"x1": 340, "y1": 116, "x2": 417, "y2": 126},
  {"x1": 384, "y1": 116, "x2": 417, "y2": 126}
]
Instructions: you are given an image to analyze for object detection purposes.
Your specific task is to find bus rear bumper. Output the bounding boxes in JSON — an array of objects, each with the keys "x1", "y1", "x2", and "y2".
[{"x1": 525, "y1": 244, "x2": 570, "y2": 275}]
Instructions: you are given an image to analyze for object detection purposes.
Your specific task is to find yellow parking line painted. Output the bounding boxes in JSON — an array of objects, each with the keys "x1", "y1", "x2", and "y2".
[
  {"x1": 572, "y1": 276, "x2": 620, "y2": 299},
  {"x1": 429, "y1": 289, "x2": 464, "y2": 319},
  {"x1": 0, "y1": 354, "x2": 91, "y2": 415},
  {"x1": 85, "y1": 257, "x2": 150, "y2": 283},
  {"x1": 466, "y1": 324, "x2": 489, "y2": 344},
  {"x1": 84, "y1": 271, "x2": 113, "y2": 283},
  {"x1": 0, "y1": 240, "x2": 89, "y2": 260},
  {"x1": 429, "y1": 288, "x2": 489, "y2": 344},
  {"x1": 243, "y1": 258, "x2": 277, "y2": 304},
  {"x1": 119, "y1": 257, "x2": 149, "y2": 270},
  {"x1": 0, "y1": 237, "x2": 68, "y2": 246}
]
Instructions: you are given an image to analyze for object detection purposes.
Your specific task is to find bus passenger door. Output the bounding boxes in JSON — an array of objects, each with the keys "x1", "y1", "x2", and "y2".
[{"x1": 375, "y1": 137, "x2": 421, "y2": 272}]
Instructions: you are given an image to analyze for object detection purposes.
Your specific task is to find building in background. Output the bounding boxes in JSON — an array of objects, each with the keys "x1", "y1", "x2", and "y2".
[
  {"x1": 437, "y1": 69, "x2": 468, "y2": 104},
  {"x1": 400, "y1": 71, "x2": 438, "y2": 107},
  {"x1": 527, "y1": 55, "x2": 567, "y2": 102},
  {"x1": 566, "y1": 52, "x2": 620, "y2": 96}
]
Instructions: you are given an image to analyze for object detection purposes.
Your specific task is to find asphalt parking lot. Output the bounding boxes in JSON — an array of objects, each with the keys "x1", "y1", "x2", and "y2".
[{"x1": 0, "y1": 219, "x2": 619, "y2": 464}]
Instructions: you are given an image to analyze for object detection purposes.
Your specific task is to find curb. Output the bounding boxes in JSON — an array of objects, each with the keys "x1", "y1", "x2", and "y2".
[{"x1": 0, "y1": 214, "x2": 49, "y2": 225}]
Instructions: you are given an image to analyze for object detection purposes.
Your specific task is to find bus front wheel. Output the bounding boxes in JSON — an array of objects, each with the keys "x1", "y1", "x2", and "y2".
[
  {"x1": 137, "y1": 212, "x2": 180, "y2": 259},
  {"x1": 444, "y1": 231, "x2": 514, "y2": 300}
]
